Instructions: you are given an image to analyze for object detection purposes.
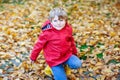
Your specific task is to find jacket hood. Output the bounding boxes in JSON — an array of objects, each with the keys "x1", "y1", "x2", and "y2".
[{"x1": 42, "y1": 20, "x2": 51, "y2": 28}]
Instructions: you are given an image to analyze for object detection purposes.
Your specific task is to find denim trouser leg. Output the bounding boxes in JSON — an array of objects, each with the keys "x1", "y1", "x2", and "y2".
[
  {"x1": 51, "y1": 55, "x2": 82, "y2": 80},
  {"x1": 51, "y1": 64, "x2": 67, "y2": 80}
]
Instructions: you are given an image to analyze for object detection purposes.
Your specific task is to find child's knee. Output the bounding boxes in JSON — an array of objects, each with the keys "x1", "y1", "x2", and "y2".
[
  {"x1": 75, "y1": 60, "x2": 82, "y2": 68},
  {"x1": 77, "y1": 60, "x2": 82, "y2": 68},
  {"x1": 70, "y1": 60, "x2": 82, "y2": 69}
]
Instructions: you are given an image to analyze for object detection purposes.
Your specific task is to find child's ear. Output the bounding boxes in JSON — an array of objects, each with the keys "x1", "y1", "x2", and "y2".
[{"x1": 65, "y1": 19, "x2": 68, "y2": 22}]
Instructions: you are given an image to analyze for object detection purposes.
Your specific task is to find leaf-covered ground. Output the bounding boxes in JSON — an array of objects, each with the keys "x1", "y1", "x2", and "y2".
[{"x1": 0, "y1": 0, "x2": 120, "y2": 80}]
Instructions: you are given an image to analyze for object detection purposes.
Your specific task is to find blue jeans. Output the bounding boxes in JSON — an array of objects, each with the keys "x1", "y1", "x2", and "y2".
[{"x1": 51, "y1": 55, "x2": 82, "y2": 80}]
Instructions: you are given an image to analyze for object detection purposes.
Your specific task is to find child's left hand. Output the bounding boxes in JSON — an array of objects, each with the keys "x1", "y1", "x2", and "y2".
[{"x1": 30, "y1": 60, "x2": 34, "y2": 64}]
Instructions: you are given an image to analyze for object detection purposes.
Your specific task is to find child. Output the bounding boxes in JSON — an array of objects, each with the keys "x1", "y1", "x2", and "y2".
[{"x1": 30, "y1": 7, "x2": 82, "y2": 80}]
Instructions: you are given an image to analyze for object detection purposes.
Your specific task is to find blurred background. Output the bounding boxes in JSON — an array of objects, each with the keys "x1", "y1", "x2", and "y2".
[{"x1": 0, "y1": 0, "x2": 120, "y2": 80}]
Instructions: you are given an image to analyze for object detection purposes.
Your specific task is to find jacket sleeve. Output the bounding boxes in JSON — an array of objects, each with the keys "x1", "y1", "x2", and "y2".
[
  {"x1": 30, "y1": 32, "x2": 48, "y2": 61},
  {"x1": 71, "y1": 36, "x2": 77, "y2": 55},
  {"x1": 69, "y1": 25, "x2": 77, "y2": 55}
]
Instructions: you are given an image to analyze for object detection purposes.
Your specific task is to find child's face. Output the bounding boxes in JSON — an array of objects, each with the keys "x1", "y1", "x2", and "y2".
[{"x1": 51, "y1": 15, "x2": 66, "y2": 30}]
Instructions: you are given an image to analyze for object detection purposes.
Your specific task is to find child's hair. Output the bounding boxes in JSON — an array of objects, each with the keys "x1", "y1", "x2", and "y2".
[{"x1": 48, "y1": 7, "x2": 68, "y2": 21}]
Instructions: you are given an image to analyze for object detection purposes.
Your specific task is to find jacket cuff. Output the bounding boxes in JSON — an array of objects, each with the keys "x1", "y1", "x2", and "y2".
[{"x1": 30, "y1": 57, "x2": 36, "y2": 61}]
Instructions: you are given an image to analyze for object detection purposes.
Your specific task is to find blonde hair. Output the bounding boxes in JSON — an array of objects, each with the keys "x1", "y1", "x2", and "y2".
[{"x1": 48, "y1": 7, "x2": 67, "y2": 21}]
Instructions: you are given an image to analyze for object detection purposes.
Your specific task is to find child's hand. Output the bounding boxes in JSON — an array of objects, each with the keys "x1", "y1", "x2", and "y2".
[
  {"x1": 29, "y1": 60, "x2": 35, "y2": 71},
  {"x1": 30, "y1": 57, "x2": 35, "y2": 64},
  {"x1": 30, "y1": 60, "x2": 34, "y2": 64}
]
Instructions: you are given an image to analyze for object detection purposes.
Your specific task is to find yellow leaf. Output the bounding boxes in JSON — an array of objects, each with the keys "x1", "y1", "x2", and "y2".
[
  {"x1": 78, "y1": 68, "x2": 85, "y2": 74},
  {"x1": 98, "y1": 20, "x2": 104, "y2": 24},
  {"x1": 73, "y1": 4, "x2": 79, "y2": 10},
  {"x1": 110, "y1": 32, "x2": 116, "y2": 37},
  {"x1": 5, "y1": 29, "x2": 11, "y2": 35},
  {"x1": 100, "y1": 75, "x2": 106, "y2": 80},
  {"x1": 101, "y1": 67, "x2": 113, "y2": 76},
  {"x1": 68, "y1": 74, "x2": 76, "y2": 80},
  {"x1": 1, "y1": 53, "x2": 13, "y2": 59},
  {"x1": 89, "y1": 23, "x2": 95, "y2": 28},
  {"x1": 78, "y1": 11, "x2": 83, "y2": 16},
  {"x1": 21, "y1": 61, "x2": 29, "y2": 70},
  {"x1": 96, "y1": 75, "x2": 106, "y2": 80},
  {"x1": 0, "y1": 78, "x2": 3, "y2": 80},
  {"x1": 2, "y1": 27, "x2": 8, "y2": 31},
  {"x1": 44, "y1": 66, "x2": 52, "y2": 76},
  {"x1": 1, "y1": 45, "x2": 6, "y2": 49},
  {"x1": 89, "y1": 40, "x2": 97, "y2": 45},
  {"x1": 12, "y1": 32, "x2": 17, "y2": 37},
  {"x1": 65, "y1": 65, "x2": 71, "y2": 76}
]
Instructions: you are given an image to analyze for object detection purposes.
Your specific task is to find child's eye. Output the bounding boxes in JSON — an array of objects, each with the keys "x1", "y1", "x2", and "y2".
[
  {"x1": 54, "y1": 20, "x2": 57, "y2": 22},
  {"x1": 59, "y1": 19, "x2": 63, "y2": 21}
]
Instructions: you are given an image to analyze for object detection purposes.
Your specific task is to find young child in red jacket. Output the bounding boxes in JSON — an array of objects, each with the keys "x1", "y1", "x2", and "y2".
[{"x1": 30, "y1": 7, "x2": 82, "y2": 80}]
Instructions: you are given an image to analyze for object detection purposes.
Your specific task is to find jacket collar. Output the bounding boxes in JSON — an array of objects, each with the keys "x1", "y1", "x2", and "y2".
[{"x1": 41, "y1": 20, "x2": 70, "y2": 31}]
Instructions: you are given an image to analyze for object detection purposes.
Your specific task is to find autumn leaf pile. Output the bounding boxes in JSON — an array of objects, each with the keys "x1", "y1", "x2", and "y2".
[{"x1": 0, "y1": 0, "x2": 120, "y2": 80}]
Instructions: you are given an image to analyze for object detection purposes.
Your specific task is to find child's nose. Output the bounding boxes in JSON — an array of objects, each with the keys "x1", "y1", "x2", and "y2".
[{"x1": 57, "y1": 21, "x2": 60, "y2": 25}]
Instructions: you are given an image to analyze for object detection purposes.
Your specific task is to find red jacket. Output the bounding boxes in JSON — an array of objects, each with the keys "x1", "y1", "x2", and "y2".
[{"x1": 30, "y1": 20, "x2": 77, "y2": 67}]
